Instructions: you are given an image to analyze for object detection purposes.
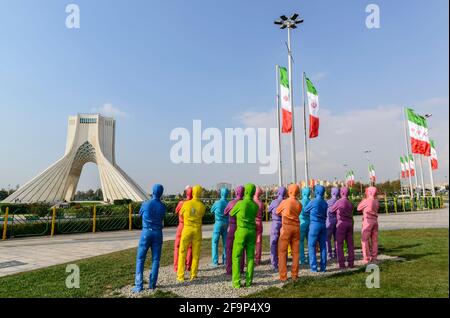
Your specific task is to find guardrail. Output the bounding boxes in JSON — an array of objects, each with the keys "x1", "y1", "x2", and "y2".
[{"x1": 1, "y1": 195, "x2": 445, "y2": 240}]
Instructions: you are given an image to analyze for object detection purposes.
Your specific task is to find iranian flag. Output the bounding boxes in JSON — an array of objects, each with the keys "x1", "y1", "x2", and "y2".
[
  {"x1": 406, "y1": 108, "x2": 430, "y2": 156},
  {"x1": 408, "y1": 154, "x2": 416, "y2": 177},
  {"x1": 279, "y1": 67, "x2": 292, "y2": 133},
  {"x1": 305, "y1": 76, "x2": 319, "y2": 138},
  {"x1": 369, "y1": 164, "x2": 376, "y2": 182},
  {"x1": 400, "y1": 157, "x2": 406, "y2": 178},
  {"x1": 430, "y1": 140, "x2": 438, "y2": 170},
  {"x1": 404, "y1": 155, "x2": 410, "y2": 177}
]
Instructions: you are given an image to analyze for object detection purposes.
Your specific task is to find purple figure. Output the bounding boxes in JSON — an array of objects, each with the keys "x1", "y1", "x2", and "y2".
[
  {"x1": 326, "y1": 187, "x2": 340, "y2": 259},
  {"x1": 331, "y1": 187, "x2": 355, "y2": 268},
  {"x1": 269, "y1": 187, "x2": 287, "y2": 270},
  {"x1": 224, "y1": 186, "x2": 245, "y2": 275}
]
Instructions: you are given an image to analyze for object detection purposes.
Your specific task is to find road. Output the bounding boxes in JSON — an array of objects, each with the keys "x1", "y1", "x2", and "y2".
[{"x1": 0, "y1": 207, "x2": 447, "y2": 278}]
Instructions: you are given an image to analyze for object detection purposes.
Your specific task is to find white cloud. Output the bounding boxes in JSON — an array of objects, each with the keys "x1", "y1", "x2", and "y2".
[
  {"x1": 92, "y1": 103, "x2": 128, "y2": 118},
  {"x1": 237, "y1": 98, "x2": 449, "y2": 185}
]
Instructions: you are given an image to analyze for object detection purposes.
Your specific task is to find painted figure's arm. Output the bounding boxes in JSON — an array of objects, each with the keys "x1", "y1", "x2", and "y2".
[{"x1": 230, "y1": 203, "x2": 240, "y2": 217}]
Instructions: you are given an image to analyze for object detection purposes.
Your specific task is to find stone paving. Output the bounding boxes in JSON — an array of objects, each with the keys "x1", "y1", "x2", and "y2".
[{"x1": 0, "y1": 207, "x2": 447, "y2": 278}]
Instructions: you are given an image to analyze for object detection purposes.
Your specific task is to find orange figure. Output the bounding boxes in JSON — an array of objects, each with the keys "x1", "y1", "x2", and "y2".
[{"x1": 276, "y1": 184, "x2": 302, "y2": 281}]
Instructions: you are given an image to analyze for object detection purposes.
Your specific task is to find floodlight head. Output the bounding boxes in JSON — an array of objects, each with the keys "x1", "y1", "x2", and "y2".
[
  {"x1": 295, "y1": 18, "x2": 304, "y2": 24},
  {"x1": 291, "y1": 13, "x2": 299, "y2": 20},
  {"x1": 274, "y1": 20, "x2": 283, "y2": 25},
  {"x1": 291, "y1": 24, "x2": 297, "y2": 29},
  {"x1": 280, "y1": 24, "x2": 287, "y2": 29},
  {"x1": 424, "y1": 113, "x2": 433, "y2": 118},
  {"x1": 280, "y1": 15, "x2": 288, "y2": 21}
]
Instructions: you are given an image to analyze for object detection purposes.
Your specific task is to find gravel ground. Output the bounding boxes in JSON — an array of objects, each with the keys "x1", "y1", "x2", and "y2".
[{"x1": 112, "y1": 250, "x2": 400, "y2": 298}]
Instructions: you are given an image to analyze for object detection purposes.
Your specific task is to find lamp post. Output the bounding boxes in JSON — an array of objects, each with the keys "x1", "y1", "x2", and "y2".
[
  {"x1": 364, "y1": 150, "x2": 373, "y2": 186},
  {"x1": 274, "y1": 14, "x2": 304, "y2": 184}
]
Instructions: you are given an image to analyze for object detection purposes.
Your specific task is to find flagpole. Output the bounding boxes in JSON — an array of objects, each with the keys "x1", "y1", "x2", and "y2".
[
  {"x1": 428, "y1": 156, "x2": 436, "y2": 197},
  {"x1": 287, "y1": 27, "x2": 297, "y2": 184},
  {"x1": 418, "y1": 155, "x2": 426, "y2": 197},
  {"x1": 302, "y1": 72, "x2": 309, "y2": 186},
  {"x1": 275, "y1": 65, "x2": 283, "y2": 187},
  {"x1": 412, "y1": 154, "x2": 420, "y2": 201},
  {"x1": 403, "y1": 107, "x2": 415, "y2": 205}
]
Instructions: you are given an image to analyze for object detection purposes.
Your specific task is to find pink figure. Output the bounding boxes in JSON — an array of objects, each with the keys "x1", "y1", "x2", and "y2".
[
  {"x1": 357, "y1": 186, "x2": 379, "y2": 264},
  {"x1": 253, "y1": 187, "x2": 265, "y2": 266}
]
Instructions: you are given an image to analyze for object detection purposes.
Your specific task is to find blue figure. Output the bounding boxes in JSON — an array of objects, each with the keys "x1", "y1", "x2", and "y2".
[
  {"x1": 132, "y1": 184, "x2": 166, "y2": 293},
  {"x1": 303, "y1": 185, "x2": 328, "y2": 272},
  {"x1": 299, "y1": 187, "x2": 311, "y2": 265},
  {"x1": 210, "y1": 187, "x2": 230, "y2": 266}
]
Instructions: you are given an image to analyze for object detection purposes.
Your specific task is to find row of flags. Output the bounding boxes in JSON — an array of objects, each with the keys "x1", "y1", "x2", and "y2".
[
  {"x1": 345, "y1": 171, "x2": 355, "y2": 187},
  {"x1": 279, "y1": 67, "x2": 320, "y2": 138},
  {"x1": 405, "y1": 108, "x2": 438, "y2": 171},
  {"x1": 400, "y1": 154, "x2": 416, "y2": 178}
]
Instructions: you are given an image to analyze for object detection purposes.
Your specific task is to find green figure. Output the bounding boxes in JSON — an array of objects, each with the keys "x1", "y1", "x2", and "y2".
[{"x1": 230, "y1": 183, "x2": 259, "y2": 288}]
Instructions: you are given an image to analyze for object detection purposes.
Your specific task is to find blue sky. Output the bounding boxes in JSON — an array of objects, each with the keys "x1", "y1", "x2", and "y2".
[{"x1": 0, "y1": 0, "x2": 448, "y2": 194}]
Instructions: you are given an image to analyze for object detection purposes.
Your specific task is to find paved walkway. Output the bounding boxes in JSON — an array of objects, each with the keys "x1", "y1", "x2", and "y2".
[{"x1": 0, "y1": 207, "x2": 447, "y2": 278}]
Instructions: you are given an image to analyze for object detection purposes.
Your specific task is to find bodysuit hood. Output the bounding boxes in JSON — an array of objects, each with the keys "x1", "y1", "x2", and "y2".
[
  {"x1": 244, "y1": 183, "x2": 256, "y2": 199},
  {"x1": 220, "y1": 187, "x2": 229, "y2": 200},
  {"x1": 253, "y1": 186, "x2": 262, "y2": 201},
  {"x1": 301, "y1": 187, "x2": 311, "y2": 199},
  {"x1": 192, "y1": 185, "x2": 202, "y2": 199},
  {"x1": 331, "y1": 187, "x2": 340, "y2": 199},
  {"x1": 288, "y1": 184, "x2": 299, "y2": 198},
  {"x1": 185, "y1": 187, "x2": 193, "y2": 200},
  {"x1": 367, "y1": 186, "x2": 377, "y2": 198},
  {"x1": 315, "y1": 185, "x2": 325, "y2": 198},
  {"x1": 340, "y1": 187, "x2": 349, "y2": 198},
  {"x1": 152, "y1": 184, "x2": 164, "y2": 200},
  {"x1": 277, "y1": 187, "x2": 287, "y2": 199},
  {"x1": 235, "y1": 185, "x2": 244, "y2": 199}
]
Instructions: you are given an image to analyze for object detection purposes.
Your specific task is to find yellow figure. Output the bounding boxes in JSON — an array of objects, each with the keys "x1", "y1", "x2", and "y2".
[
  {"x1": 288, "y1": 244, "x2": 292, "y2": 257},
  {"x1": 177, "y1": 185, "x2": 206, "y2": 282}
]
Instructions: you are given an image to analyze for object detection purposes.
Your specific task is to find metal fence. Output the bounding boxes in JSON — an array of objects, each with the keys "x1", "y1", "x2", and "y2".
[{"x1": 1, "y1": 195, "x2": 445, "y2": 240}]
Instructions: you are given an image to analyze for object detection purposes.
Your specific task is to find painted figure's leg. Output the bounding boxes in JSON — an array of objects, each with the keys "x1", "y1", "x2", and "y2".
[
  {"x1": 361, "y1": 222, "x2": 371, "y2": 263},
  {"x1": 255, "y1": 224, "x2": 263, "y2": 266},
  {"x1": 133, "y1": 231, "x2": 151, "y2": 292},
  {"x1": 278, "y1": 227, "x2": 289, "y2": 281},
  {"x1": 173, "y1": 225, "x2": 183, "y2": 272},
  {"x1": 319, "y1": 225, "x2": 328, "y2": 272},
  {"x1": 335, "y1": 224, "x2": 346, "y2": 268},
  {"x1": 211, "y1": 223, "x2": 220, "y2": 265},
  {"x1": 371, "y1": 223, "x2": 379, "y2": 262},
  {"x1": 291, "y1": 227, "x2": 300, "y2": 279},
  {"x1": 190, "y1": 229, "x2": 202, "y2": 280},
  {"x1": 186, "y1": 243, "x2": 192, "y2": 271},
  {"x1": 347, "y1": 223, "x2": 355, "y2": 267},
  {"x1": 226, "y1": 226, "x2": 236, "y2": 275},
  {"x1": 149, "y1": 231, "x2": 163, "y2": 289},
  {"x1": 308, "y1": 223, "x2": 319, "y2": 272},
  {"x1": 270, "y1": 222, "x2": 280, "y2": 269},
  {"x1": 245, "y1": 230, "x2": 257, "y2": 287},
  {"x1": 177, "y1": 228, "x2": 192, "y2": 282},
  {"x1": 221, "y1": 224, "x2": 228, "y2": 264},
  {"x1": 232, "y1": 229, "x2": 246, "y2": 288}
]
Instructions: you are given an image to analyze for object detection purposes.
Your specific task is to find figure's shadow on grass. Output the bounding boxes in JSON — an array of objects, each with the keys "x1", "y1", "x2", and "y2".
[{"x1": 380, "y1": 243, "x2": 422, "y2": 253}]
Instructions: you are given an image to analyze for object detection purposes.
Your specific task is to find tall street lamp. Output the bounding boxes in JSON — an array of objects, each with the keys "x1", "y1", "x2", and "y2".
[
  {"x1": 363, "y1": 150, "x2": 373, "y2": 185},
  {"x1": 274, "y1": 14, "x2": 304, "y2": 184}
]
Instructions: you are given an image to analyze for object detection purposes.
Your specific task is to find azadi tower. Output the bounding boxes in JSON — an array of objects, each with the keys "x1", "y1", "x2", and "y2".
[{"x1": 3, "y1": 114, "x2": 148, "y2": 203}]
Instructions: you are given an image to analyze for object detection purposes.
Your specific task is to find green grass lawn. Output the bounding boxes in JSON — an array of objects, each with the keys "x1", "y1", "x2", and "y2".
[{"x1": 0, "y1": 228, "x2": 447, "y2": 298}]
